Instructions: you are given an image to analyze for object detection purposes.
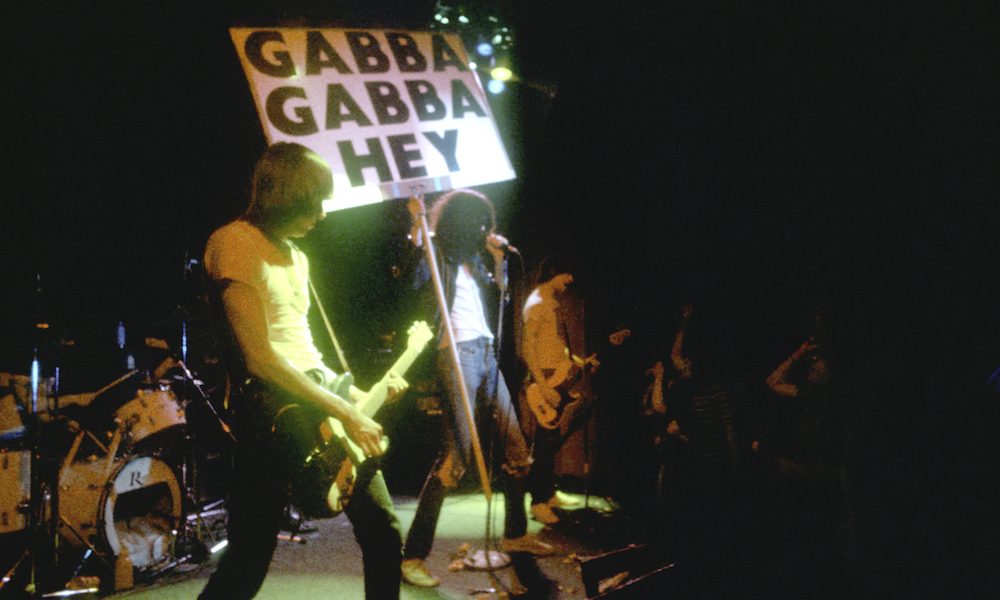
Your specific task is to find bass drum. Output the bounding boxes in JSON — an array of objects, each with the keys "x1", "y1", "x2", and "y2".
[{"x1": 58, "y1": 454, "x2": 181, "y2": 570}]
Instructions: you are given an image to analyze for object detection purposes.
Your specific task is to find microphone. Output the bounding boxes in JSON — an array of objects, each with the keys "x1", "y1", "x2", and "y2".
[{"x1": 487, "y1": 233, "x2": 519, "y2": 255}]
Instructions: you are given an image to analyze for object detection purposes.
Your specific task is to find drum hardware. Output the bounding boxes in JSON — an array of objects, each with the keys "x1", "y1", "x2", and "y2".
[
  {"x1": 113, "y1": 388, "x2": 186, "y2": 449},
  {"x1": 57, "y1": 453, "x2": 183, "y2": 583},
  {"x1": 159, "y1": 356, "x2": 234, "y2": 573}
]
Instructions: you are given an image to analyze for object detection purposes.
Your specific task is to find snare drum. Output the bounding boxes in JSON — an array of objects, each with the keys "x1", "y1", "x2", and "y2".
[
  {"x1": 58, "y1": 454, "x2": 181, "y2": 569},
  {"x1": 114, "y1": 388, "x2": 185, "y2": 446}
]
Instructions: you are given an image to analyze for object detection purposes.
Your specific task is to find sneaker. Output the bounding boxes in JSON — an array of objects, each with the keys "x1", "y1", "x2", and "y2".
[
  {"x1": 531, "y1": 502, "x2": 560, "y2": 524},
  {"x1": 500, "y1": 534, "x2": 555, "y2": 556},
  {"x1": 547, "y1": 491, "x2": 583, "y2": 508},
  {"x1": 401, "y1": 558, "x2": 440, "y2": 588}
]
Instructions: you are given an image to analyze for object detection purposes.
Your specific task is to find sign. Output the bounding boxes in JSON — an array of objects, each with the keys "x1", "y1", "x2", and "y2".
[{"x1": 230, "y1": 28, "x2": 516, "y2": 211}]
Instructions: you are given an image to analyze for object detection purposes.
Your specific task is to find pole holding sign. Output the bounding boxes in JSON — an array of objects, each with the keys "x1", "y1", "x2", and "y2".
[{"x1": 230, "y1": 28, "x2": 516, "y2": 211}]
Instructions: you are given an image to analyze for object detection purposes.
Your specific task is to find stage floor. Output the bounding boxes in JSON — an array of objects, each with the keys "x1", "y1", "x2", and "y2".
[{"x1": 102, "y1": 492, "x2": 628, "y2": 599}]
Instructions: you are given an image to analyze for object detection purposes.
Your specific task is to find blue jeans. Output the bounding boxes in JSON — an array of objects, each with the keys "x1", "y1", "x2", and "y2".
[{"x1": 403, "y1": 337, "x2": 531, "y2": 559}]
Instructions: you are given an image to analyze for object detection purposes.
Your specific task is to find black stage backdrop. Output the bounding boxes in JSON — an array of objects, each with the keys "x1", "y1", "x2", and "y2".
[{"x1": 2, "y1": 1, "x2": 997, "y2": 594}]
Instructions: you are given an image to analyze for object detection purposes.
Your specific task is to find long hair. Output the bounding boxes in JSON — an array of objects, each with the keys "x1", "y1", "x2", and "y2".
[
  {"x1": 429, "y1": 188, "x2": 496, "y2": 261},
  {"x1": 245, "y1": 142, "x2": 332, "y2": 230},
  {"x1": 532, "y1": 253, "x2": 575, "y2": 289}
]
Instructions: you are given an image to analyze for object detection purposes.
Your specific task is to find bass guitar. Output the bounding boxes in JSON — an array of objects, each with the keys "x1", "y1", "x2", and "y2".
[
  {"x1": 525, "y1": 326, "x2": 630, "y2": 430},
  {"x1": 275, "y1": 320, "x2": 433, "y2": 518}
]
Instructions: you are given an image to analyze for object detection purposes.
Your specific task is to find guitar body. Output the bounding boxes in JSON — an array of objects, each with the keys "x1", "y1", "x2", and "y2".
[
  {"x1": 526, "y1": 363, "x2": 591, "y2": 431},
  {"x1": 524, "y1": 327, "x2": 628, "y2": 431},
  {"x1": 270, "y1": 372, "x2": 374, "y2": 519},
  {"x1": 273, "y1": 321, "x2": 434, "y2": 518}
]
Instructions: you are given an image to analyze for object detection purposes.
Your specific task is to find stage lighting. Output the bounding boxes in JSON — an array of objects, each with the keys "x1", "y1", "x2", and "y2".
[
  {"x1": 490, "y1": 66, "x2": 512, "y2": 82},
  {"x1": 477, "y1": 41, "x2": 494, "y2": 56},
  {"x1": 487, "y1": 79, "x2": 506, "y2": 95}
]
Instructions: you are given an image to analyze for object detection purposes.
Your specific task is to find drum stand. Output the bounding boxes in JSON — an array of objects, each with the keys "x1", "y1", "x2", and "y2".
[{"x1": 160, "y1": 359, "x2": 234, "y2": 573}]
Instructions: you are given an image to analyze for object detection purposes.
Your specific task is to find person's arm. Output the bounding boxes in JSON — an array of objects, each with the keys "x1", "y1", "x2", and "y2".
[
  {"x1": 644, "y1": 361, "x2": 667, "y2": 415},
  {"x1": 765, "y1": 337, "x2": 816, "y2": 398},
  {"x1": 220, "y1": 279, "x2": 385, "y2": 457},
  {"x1": 670, "y1": 305, "x2": 694, "y2": 378}
]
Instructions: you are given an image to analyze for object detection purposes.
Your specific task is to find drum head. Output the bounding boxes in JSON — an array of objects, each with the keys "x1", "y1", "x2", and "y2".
[
  {"x1": 115, "y1": 388, "x2": 186, "y2": 449},
  {"x1": 59, "y1": 454, "x2": 181, "y2": 570}
]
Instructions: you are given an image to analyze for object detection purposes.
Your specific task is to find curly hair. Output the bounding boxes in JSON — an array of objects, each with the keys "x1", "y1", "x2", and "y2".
[{"x1": 429, "y1": 188, "x2": 496, "y2": 261}]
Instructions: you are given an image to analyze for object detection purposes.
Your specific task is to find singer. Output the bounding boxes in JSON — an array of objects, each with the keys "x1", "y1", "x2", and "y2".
[{"x1": 400, "y1": 189, "x2": 552, "y2": 588}]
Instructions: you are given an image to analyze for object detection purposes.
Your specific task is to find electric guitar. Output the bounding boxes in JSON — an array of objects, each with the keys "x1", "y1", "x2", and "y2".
[
  {"x1": 274, "y1": 320, "x2": 433, "y2": 518},
  {"x1": 525, "y1": 326, "x2": 630, "y2": 430}
]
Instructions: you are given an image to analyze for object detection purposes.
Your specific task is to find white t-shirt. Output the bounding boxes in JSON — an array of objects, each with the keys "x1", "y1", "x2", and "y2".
[
  {"x1": 448, "y1": 263, "x2": 495, "y2": 346},
  {"x1": 203, "y1": 219, "x2": 334, "y2": 379},
  {"x1": 522, "y1": 288, "x2": 571, "y2": 373}
]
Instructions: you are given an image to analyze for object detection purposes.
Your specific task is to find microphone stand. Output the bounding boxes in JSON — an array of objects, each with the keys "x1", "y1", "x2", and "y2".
[{"x1": 406, "y1": 195, "x2": 492, "y2": 500}]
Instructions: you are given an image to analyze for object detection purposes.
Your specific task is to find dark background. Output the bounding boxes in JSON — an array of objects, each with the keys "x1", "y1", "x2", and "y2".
[{"x1": 2, "y1": 1, "x2": 996, "y2": 592}]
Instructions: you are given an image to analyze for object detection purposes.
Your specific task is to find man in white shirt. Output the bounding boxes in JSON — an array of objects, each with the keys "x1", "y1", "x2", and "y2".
[
  {"x1": 400, "y1": 189, "x2": 552, "y2": 588},
  {"x1": 199, "y1": 142, "x2": 404, "y2": 599}
]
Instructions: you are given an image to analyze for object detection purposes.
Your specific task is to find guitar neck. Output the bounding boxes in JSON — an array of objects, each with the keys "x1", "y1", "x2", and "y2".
[{"x1": 357, "y1": 343, "x2": 426, "y2": 418}]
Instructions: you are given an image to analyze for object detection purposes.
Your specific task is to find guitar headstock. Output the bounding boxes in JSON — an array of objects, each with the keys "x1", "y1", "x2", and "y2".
[{"x1": 406, "y1": 320, "x2": 434, "y2": 350}]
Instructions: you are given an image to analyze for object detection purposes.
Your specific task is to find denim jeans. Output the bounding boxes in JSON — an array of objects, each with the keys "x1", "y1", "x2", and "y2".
[{"x1": 403, "y1": 337, "x2": 531, "y2": 559}]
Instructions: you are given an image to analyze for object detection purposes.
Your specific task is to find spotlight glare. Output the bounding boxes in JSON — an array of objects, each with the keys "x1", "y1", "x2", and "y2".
[
  {"x1": 491, "y1": 66, "x2": 513, "y2": 82},
  {"x1": 469, "y1": 61, "x2": 478, "y2": 70},
  {"x1": 458, "y1": 15, "x2": 470, "y2": 24},
  {"x1": 440, "y1": 17, "x2": 450, "y2": 24},
  {"x1": 476, "y1": 42, "x2": 494, "y2": 57},
  {"x1": 492, "y1": 34, "x2": 502, "y2": 44},
  {"x1": 487, "y1": 79, "x2": 506, "y2": 94},
  {"x1": 210, "y1": 540, "x2": 229, "y2": 554}
]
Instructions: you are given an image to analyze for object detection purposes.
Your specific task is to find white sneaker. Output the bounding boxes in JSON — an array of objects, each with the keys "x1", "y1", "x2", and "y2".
[
  {"x1": 401, "y1": 558, "x2": 440, "y2": 587},
  {"x1": 531, "y1": 502, "x2": 560, "y2": 524},
  {"x1": 547, "y1": 490, "x2": 583, "y2": 508}
]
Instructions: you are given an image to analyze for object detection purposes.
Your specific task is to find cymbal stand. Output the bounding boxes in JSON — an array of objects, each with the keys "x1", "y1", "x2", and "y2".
[
  {"x1": 23, "y1": 273, "x2": 62, "y2": 596},
  {"x1": 166, "y1": 356, "x2": 234, "y2": 570}
]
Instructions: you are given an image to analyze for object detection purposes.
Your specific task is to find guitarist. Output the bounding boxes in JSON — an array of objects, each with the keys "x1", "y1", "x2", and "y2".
[
  {"x1": 199, "y1": 143, "x2": 406, "y2": 600},
  {"x1": 520, "y1": 255, "x2": 584, "y2": 525}
]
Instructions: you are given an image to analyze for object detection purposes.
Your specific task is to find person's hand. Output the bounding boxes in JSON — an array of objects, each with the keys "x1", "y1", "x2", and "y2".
[
  {"x1": 671, "y1": 354, "x2": 693, "y2": 379},
  {"x1": 482, "y1": 232, "x2": 505, "y2": 263},
  {"x1": 540, "y1": 383, "x2": 562, "y2": 408},
  {"x1": 341, "y1": 407, "x2": 385, "y2": 458},
  {"x1": 608, "y1": 328, "x2": 631, "y2": 346},
  {"x1": 406, "y1": 197, "x2": 425, "y2": 247},
  {"x1": 383, "y1": 372, "x2": 409, "y2": 403},
  {"x1": 791, "y1": 337, "x2": 819, "y2": 361},
  {"x1": 646, "y1": 360, "x2": 665, "y2": 379}
]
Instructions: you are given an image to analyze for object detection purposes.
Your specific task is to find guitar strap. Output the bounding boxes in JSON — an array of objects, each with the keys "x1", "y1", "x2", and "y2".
[
  {"x1": 307, "y1": 276, "x2": 351, "y2": 374},
  {"x1": 559, "y1": 303, "x2": 575, "y2": 365}
]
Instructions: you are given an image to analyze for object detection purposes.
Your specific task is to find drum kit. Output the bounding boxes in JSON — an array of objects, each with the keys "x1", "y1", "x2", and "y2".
[{"x1": 0, "y1": 332, "x2": 234, "y2": 597}]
